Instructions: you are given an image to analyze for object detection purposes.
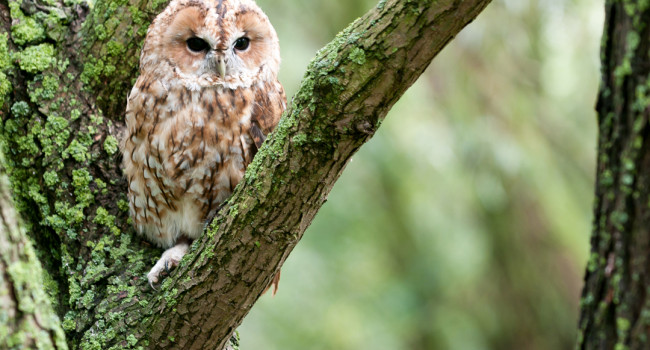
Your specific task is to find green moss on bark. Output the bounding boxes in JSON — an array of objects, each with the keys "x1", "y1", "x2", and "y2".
[
  {"x1": 0, "y1": 33, "x2": 12, "y2": 108},
  {"x1": 8, "y1": 1, "x2": 46, "y2": 46},
  {"x1": 15, "y1": 43, "x2": 55, "y2": 73}
]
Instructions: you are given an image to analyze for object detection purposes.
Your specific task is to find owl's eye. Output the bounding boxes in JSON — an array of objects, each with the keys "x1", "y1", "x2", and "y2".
[
  {"x1": 186, "y1": 37, "x2": 209, "y2": 52},
  {"x1": 233, "y1": 37, "x2": 250, "y2": 51}
]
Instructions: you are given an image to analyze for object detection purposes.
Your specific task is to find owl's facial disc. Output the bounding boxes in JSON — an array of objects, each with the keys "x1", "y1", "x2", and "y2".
[{"x1": 149, "y1": 0, "x2": 281, "y2": 89}]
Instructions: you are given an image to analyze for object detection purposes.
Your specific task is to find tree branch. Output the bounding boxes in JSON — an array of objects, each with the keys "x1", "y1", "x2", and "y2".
[{"x1": 138, "y1": 0, "x2": 491, "y2": 348}]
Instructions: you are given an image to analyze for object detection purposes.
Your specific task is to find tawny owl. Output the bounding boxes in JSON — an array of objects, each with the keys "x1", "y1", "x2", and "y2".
[{"x1": 121, "y1": 0, "x2": 286, "y2": 288}]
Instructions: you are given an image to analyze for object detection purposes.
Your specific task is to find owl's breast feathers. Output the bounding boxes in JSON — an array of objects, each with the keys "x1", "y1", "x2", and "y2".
[{"x1": 122, "y1": 78, "x2": 286, "y2": 248}]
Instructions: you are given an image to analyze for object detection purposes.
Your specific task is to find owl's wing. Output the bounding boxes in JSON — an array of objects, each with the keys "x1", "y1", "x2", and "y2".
[{"x1": 250, "y1": 81, "x2": 287, "y2": 150}]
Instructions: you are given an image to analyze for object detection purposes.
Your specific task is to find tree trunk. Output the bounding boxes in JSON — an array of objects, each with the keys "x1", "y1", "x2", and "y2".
[
  {"x1": 577, "y1": 1, "x2": 650, "y2": 348},
  {"x1": 0, "y1": 0, "x2": 491, "y2": 348},
  {"x1": 0, "y1": 151, "x2": 67, "y2": 349}
]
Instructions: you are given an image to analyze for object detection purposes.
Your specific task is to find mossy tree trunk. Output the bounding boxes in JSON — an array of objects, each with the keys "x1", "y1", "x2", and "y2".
[
  {"x1": 0, "y1": 152, "x2": 67, "y2": 350},
  {"x1": 0, "y1": 0, "x2": 491, "y2": 348},
  {"x1": 577, "y1": 1, "x2": 650, "y2": 348}
]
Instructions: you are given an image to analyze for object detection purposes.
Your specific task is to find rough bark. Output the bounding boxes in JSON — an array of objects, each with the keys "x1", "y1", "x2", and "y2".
[
  {"x1": 0, "y1": 150, "x2": 68, "y2": 349},
  {"x1": 577, "y1": 1, "x2": 650, "y2": 348},
  {"x1": 0, "y1": 0, "x2": 491, "y2": 349}
]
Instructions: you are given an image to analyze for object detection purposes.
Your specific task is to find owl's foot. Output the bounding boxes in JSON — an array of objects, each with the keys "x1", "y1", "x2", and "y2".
[{"x1": 147, "y1": 241, "x2": 189, "y2": 288}]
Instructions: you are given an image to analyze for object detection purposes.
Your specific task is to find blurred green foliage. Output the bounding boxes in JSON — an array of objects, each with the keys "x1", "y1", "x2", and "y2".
[{"x1": 241, "y1": 0, "x2": 604, "y2": 349}]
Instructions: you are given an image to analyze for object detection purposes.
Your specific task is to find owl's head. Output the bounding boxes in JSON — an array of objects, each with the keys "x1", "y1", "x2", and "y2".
[{"x1": 141, "y1": 0, "x2": 281, "y2": 90}]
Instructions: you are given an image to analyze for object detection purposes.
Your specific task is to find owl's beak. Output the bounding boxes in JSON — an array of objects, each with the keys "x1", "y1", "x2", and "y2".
[{"x1": 217, "y1": 56, "x2": 226, "y2": 78}]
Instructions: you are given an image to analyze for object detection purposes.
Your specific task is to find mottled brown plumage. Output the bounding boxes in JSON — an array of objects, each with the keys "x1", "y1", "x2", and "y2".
[{"x1": 121, "y1": 0, "x2": 285, "y2": 286}]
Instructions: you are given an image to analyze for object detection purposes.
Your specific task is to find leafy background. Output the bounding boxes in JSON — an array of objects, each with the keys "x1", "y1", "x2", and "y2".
[{"x1": 240, "y1": 0, "x2": 604, "y2": 349}]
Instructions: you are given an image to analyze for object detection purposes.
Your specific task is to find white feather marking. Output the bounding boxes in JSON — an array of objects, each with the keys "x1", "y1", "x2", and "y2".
[{"x1": 134, "y1": 196, "x2": 146, "y2": 209}]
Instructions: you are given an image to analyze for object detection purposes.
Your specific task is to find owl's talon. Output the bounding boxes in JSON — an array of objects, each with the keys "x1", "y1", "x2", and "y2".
[{"x1": 147, "y1": 242, "x2": 189, "y2": 288}]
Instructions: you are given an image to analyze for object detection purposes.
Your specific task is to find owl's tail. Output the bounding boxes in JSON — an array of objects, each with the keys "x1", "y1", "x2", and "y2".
[{"x1": 263, "y1": 269, "x2": 281, "y2": 296}]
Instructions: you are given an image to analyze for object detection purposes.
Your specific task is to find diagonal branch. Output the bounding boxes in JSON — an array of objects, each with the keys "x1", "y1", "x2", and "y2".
[{"x1": 138, "y1": 0, "x2": 492, "y2": 348}]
